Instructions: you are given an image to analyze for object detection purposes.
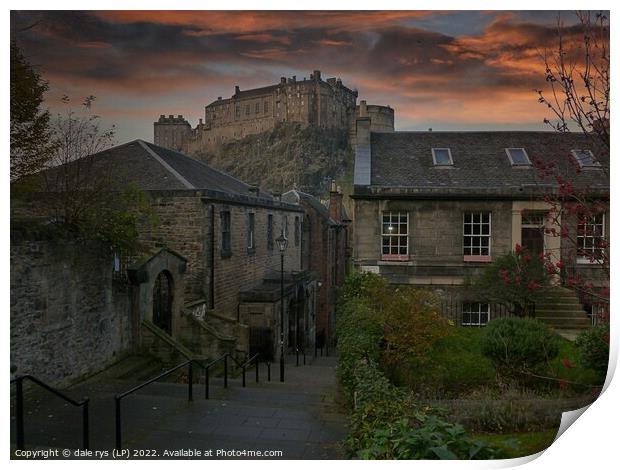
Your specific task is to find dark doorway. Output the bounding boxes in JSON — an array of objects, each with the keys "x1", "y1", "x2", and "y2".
[
  {"x1": 522, "y1": 227, "x2": 544, "y2": 255},
  {"x1": 521, "y1": 212, "x2": 545, "y2": 256},
  {"x1": 153, "y1": 270, "x2": 173, "y2": 335},
  {"x1": 249, "y1": 327, "x2": 274, "y2": 361}
]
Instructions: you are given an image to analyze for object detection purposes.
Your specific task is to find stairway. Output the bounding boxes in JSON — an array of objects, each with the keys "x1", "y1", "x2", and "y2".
[{"x1": 535, "y1": 287, "x2": 592, "y2": 337}]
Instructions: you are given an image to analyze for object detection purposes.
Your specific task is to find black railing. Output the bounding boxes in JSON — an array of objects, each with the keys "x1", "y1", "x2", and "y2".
[
  {"x1": 203, "y1": 354, "x2": 228, "y2": 400},
  {"x1": 115, "y1": 360, "x2": 193, "y2": 450},
  {"x1": 11, "y1": 375, "x2": 90, "y2": 451},
  {"x1": 229, "y1": 353, "x2": 260, "y2": 388},
  {"x1": 115, "y1": 353, "x2": 269, "y2": 449}
]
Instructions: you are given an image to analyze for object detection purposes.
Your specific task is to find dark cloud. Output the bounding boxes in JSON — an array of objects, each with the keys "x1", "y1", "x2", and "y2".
[{"x1": 10, "y1": 10, "x2": 607, "y2": 142}]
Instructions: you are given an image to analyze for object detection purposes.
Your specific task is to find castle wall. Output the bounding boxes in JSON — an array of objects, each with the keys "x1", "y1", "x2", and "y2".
[
  {"x1": 153, "y1": 115, "x2": 192, "y2": 152},
  {"x1": 154, "y1": 70, "x2": 387, "y2": 155}
]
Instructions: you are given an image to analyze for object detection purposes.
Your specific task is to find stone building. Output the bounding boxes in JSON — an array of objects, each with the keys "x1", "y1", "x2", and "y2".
[
  {"x1": 154, "y1": 70, "x2": 394, "y2": 154},
  {"x1": 351, "y1": 118, "x2": 609, "y2": 330},
  {"x1": 11, "y1": 140, "x2": 319, "y2": 384},
  {"x1": 283, "y1": 182, "x2": 351, "y2": 349}
]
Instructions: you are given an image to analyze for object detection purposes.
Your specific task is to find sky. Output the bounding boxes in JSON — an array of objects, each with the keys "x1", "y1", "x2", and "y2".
[{"x1": 10, "y1": 10, "x2": 600, "y2": 143}]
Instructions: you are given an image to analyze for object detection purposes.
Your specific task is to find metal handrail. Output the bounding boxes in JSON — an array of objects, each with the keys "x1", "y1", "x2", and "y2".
[
  {"x1": 10, "y1": 374, "x2": 89, "y2": 450},
  {"x1": 115, "y1": 360, "x2": 193, "y2": 450},
  {"x1": 239, "y1": 353, "x2": 260, "y2": 387},
  {"x1": 203, "y1": 353, "x2": 229, "y2": 399}
]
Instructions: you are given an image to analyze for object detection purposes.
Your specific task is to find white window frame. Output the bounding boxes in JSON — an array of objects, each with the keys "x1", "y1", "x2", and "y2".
[
  {"x1": 462, "y1": 302, "x2": 490, "y2": 327},
  {"x1": 381, "y1": 211, "x2": 409, "y2": 261},
  {"x1": 505, "y1": 148, "x2": 532, "y2": 166},
  {"x1": 432, "y1": 148, "x2": 454, "y2": 166},
  {"x1": 571, "y1": 149, "x2": 601, "y2": 168},
  {"x1": 463, "y1": 212, "x2": 492, "y2": 261},
  {"x1": 577, "y1": 213, "x2": 606, "y2": 264}
]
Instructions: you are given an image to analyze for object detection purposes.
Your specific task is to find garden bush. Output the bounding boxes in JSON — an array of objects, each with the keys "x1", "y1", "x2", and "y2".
[
  {"x1": 349, "y1": 360, "x2": 503, "y2": 460},
  {"x1": 481, "y1": 318, "x2": 560, "y2": 380},
  {"x1": 575, "y1": 324, "x2": 610, "y2": 382},
  {"x1": 469, "y1": 248, "x2": 550, "y2": 315}
]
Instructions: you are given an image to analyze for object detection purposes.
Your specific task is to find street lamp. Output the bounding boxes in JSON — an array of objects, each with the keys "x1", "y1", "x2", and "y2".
[{"x1": 275, "y1": 230, "x2": 288, "y2": 382}]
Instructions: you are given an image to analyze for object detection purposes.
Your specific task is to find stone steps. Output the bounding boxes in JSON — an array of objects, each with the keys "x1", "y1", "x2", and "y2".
[{"x1": 535, "y1": 287, "x2": 591, "y2": 332}]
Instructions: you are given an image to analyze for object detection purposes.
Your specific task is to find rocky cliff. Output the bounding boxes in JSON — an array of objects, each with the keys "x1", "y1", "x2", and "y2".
[{"x1": 195, "y1": 123, "x2": 353, "y2": 195}]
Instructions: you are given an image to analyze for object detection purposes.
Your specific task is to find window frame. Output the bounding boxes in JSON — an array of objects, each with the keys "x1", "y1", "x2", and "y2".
[
  {"x1": 431, "y1": 148, "x2": 454, "y2": 166},
  {"x1": 571, "y1": 149, "x2": 601, "y2": 168},
  {"x1": 462, "y1": 302, "x2": 490, "y2": 327},
  {"x1": 577, "y1": 213, "x2": 606, "y2": 264},
  {"x1": 505, "y1": 148, "x2": 532, "y2": 166},
  {"x1": 267, "y1": 214, "x2": 274, "y2": 251},
  {"x1": 220, "y1": 211, "x2": 232, "y2": 258},
  {"x1": 463, "y1": 211, "x2": 492, "y2": 262},
  {"x1": 381, "y1": 211, "x2": 409, "y2": 261},
  {"x1": 294, "y1": 216, "x2": 300, "y2": 247},
  {"x1": 247, "y1": 212, "x2": 256, "y2": 253}
]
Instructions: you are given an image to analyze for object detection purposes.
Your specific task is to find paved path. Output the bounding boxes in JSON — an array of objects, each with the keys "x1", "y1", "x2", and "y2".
[{"x1": 11, "y1": 355, "x2": 349, "y2": 459}]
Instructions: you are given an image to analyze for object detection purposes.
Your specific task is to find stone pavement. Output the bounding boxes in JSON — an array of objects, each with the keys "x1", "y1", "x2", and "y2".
[{"x1": 10, "y1": 355, "x2": 349, "y2": 459}]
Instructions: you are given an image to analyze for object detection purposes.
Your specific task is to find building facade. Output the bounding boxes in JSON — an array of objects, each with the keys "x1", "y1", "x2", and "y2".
[
  {"x1": 351, "y1": 118, "x2": 609, "y2": 329},
  {"x1": 11, "y1": 140, "x2": 320, "y2": 384},
  {"x1": 283, "y1": 182, "x2": 351, "y2": 349},
  {"x1": 154, "y1": 70, "x2": 394, "y2": 154}
]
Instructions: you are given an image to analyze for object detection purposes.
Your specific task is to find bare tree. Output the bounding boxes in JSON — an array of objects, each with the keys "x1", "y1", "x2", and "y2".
[
  {"x1": 537, "y1": 11, "x2": 609, "y2": 153},
  {"x1": 534, "y1": 11, "x2": 609, "y2": 321}
]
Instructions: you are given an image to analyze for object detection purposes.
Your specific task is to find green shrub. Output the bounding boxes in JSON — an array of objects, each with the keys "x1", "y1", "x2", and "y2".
[
  {"x1": 336, "y1": 298, "x2": 383, "y2": 400},
  {"x1": 357, "y1": 413, "x2": 504, "y2": 460},
  {"x1": 481, "y1": 318, "x2": 560, "y2": 380},
  {"x1": 575, "y1": 324, "x2": 610, "y2": 382}
]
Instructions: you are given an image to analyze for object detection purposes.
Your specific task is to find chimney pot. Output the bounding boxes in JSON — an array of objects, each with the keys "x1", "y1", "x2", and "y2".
[{"x1": 235, "y1": 85, "x2": 240, "y2": 94}]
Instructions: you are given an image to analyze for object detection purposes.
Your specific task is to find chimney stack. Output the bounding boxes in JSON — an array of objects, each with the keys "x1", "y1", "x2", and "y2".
[
  {"x1": 359, "y1": 100, "x2": 368, "y2": 117},
  {"x1": 234, "y1": 85, "x2": 240, "y2": 95},
  {"x1": 248, "y1": 185, "x2": 260, "y2": 196},
  {"x1": 353, "y1": 116, "x2": 372, "y2": 186},
  {"x1": 329, "y1": 179, "x2": 343, "y2": 223}
]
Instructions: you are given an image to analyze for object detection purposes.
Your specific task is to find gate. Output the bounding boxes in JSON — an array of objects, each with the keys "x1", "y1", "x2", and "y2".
[{"x1": 249, "y1": 327, "x2": 274, "y2": 361}]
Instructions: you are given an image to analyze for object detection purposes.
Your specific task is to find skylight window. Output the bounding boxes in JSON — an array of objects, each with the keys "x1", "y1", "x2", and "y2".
[
  {"x1": 432, "y1": 148, "x2": 454, "y2": 166},
  {"x1": 505, "y1": 148, "x2": 531, "y2": 166},
  {"x1": 571, "y1": 149, "x2": 600, "y2": 168}
]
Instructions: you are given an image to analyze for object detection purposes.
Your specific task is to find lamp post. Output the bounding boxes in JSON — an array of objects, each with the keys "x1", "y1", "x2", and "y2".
[{"x1": 275, "y1": 230, "x2": 288, "y2": 382}]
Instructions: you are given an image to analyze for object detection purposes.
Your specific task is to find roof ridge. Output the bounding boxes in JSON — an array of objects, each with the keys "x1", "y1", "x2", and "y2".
[
  {"x1": 136, "y1": 140, "x2": 195, "y2": 190},
  {"x1": 143, "y1": 141, "x2": 253, "y2": 190}
]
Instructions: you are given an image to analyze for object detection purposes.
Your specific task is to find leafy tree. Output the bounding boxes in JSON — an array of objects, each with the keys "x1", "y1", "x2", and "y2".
[
  {"x1": 469, "y1": 245, "x2": 551, "y2": 316},
  {"x1": 10, "y1": 40, "x2": 56, "y2": 180}
]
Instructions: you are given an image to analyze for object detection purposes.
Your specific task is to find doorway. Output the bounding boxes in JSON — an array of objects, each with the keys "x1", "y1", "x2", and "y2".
[
  {"x1": 153, "y1": 270, "x2": 173, "y2": 335},
  {"x1": 521, "y1": 212, "x2": 545, "y2": 256}
]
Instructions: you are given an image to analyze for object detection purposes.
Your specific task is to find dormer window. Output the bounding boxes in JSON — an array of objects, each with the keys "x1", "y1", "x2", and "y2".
[
  {"x1": 505, "y1": 148, "x2": 531, "y2": 166},
  {"x1": 571, "y1": 149, "x2": 600, "y2": 168},
  {"x1": 432, "y1": 148, "x2": 453, "y2": 166}
]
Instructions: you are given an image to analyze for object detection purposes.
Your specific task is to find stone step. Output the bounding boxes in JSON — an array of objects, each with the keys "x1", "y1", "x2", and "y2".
[{"x1": 535, "y1": 310, "x2": 588, "y2": 317}]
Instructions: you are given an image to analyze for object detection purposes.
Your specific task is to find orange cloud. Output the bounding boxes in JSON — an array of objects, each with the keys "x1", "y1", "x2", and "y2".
[{"x1": 94, "y1": 10, "x2": 439, "y2": 34}]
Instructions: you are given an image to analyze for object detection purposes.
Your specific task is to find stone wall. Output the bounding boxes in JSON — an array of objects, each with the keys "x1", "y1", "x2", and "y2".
[
  {"x1": 139, "y1": 192, "x2": 207, "y2": 301},
  {"x1": 10, "y1": 236, "x2": 133, "y2": 387}
]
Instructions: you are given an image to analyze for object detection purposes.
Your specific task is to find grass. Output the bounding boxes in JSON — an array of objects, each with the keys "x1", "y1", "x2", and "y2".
[{"x1": 475, "y1": 430, "x2": 557, "y2": 458}]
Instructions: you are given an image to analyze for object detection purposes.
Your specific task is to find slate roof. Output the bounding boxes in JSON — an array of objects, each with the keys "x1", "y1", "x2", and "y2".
[
  {"x1": 36, "y1": 140, "x2": 302, "y2": 210},
  {"x1": 357, "y1": 131, "x2": 609, "y2": 197},
  {"x1": 282, "y1": 190, "x2": 338, "y2": 225}
]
